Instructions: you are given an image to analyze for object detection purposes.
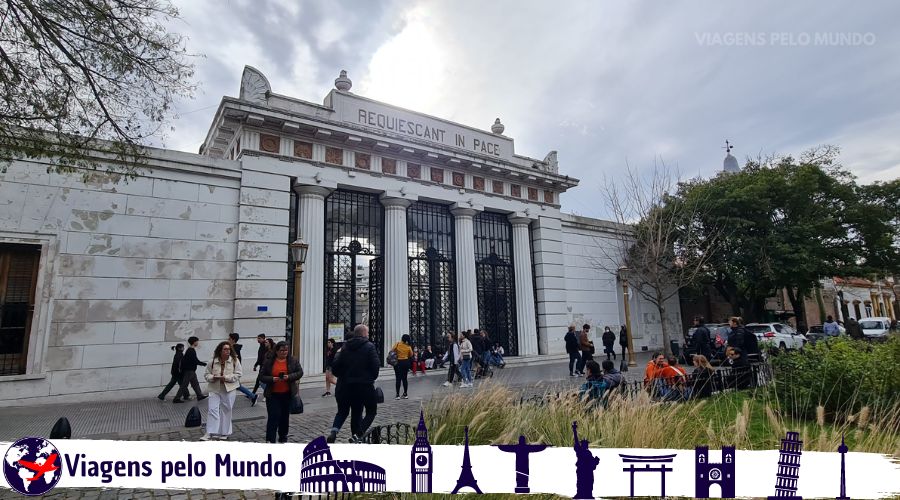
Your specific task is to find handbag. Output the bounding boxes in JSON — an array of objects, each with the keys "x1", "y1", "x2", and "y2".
[
  {"x1": 386, "y1": 343, "x2": 398, "y2": 366},
  {"x1": 375, "y1": 386, "x2": 385, "y2": 404},
  {"x1": 588, "y1": 341, "x2": 595, "y2": 355},
  {"x1": 291, "y1": 394, "x2": 304, "y2": 415}
]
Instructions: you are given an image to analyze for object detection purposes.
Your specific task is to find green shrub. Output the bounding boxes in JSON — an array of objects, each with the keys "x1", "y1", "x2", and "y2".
[{"x1": 769, "y1": 336, "x2": 900, "y2": 420}]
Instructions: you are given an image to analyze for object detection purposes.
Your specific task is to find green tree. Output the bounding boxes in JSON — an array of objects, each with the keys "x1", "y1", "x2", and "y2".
[{"x1": 0, "y1": 0, "x2": 195, "y2": 176}]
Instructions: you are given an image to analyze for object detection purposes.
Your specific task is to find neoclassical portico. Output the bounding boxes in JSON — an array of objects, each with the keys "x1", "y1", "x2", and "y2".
[{"x1": 205, "y1": 66, "x2": 580, "y2": 373}]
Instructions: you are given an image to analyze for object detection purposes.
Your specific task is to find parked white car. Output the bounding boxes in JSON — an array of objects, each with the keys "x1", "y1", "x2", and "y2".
[
  {"x1": 859, "y1": 317, "x2": 892, "y2": 339},
  {"x1": 745, "y1": 323, "x2": 807, "y2": 350}
]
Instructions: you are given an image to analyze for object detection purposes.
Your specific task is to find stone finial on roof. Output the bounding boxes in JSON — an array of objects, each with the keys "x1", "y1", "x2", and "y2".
[
  {"x1": 335, "y1": 70, "x2": 352, "y2": 91},
  {"x1": 239, "y1": 65, "x2": 271, "y2": 105},
  {"x1": 544, "y1": 150, "x2": 558, "y2": 173},
  {"x1": 491, "y1": 118, "x2": 505, "y2": 135}
]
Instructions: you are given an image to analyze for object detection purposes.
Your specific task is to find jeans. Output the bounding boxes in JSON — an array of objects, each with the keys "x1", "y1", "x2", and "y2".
[
  {"x1": 568, "y1": 351, "x2": 581, "y2": 375},
  {"x1": 330, "y1": 383, "x2": 377, "y2": 438},
  {"x1": 394, "y1": 360, "x2": 410, "y2": 396},
  {"x1": 237, "y1": 384, "x2": 254, "y2": 399},
  {"x1": 460, "y1": 358, "x2": 473, "y2": 383},
  {"x1": 265, "y1": 391, "x2": 291, "y2": 443},
  {"x1": 159, "y1": 375, "x2": 180, "y2": 398},
  {"x1": 206, "y1": 390, "x2": 237, "y2": 436},
  {"x1": 175, "y1": 370, "x2": 203, "y2": 400}
]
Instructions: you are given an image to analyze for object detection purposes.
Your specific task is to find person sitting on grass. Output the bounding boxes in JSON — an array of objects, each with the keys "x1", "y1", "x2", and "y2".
[{"x1": 578, "y1": 360, "x2": 608, "y2": 403}]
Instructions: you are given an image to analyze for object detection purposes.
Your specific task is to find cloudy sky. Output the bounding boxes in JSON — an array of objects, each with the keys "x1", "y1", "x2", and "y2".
[{"x1": 165, "y1": 0, "x2": 900, "y2": 218}]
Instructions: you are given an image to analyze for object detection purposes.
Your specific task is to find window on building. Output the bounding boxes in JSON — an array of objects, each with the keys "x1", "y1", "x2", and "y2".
[{"x1": 0, "y1": 243, "x2": 41, "y2": 375}]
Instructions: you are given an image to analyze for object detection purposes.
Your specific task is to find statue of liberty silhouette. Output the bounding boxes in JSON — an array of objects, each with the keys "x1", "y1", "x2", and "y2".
[{"x1": 572, "y1": 421, "x2": 600, "y2": 499}]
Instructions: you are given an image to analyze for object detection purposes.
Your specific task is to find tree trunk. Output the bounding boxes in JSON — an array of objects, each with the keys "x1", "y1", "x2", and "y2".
[
  {"x1": 785, "y1": 287, "x2": 808, "y2": 333},
  {"x1": 656, "y1": 292, "x2": 672, "y2": 356},
  {"x1": 814, "y1": 285, "x2": 827, "y2": 324}
]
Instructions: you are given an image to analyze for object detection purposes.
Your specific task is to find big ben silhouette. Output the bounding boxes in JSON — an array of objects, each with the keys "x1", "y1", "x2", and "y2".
[{"x1": 411, "y1": 410, "x2": 433, "y2": 493}]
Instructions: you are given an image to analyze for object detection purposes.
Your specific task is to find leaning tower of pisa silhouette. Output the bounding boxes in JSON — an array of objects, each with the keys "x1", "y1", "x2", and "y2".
[{"x1": 768, "y1": 431, "x2": 803, "y2": 500}]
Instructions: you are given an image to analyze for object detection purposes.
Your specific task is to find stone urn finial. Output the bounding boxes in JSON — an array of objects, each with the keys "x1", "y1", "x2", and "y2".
[
  {"x1": 335, "y1": 70, "x2": 352, "y2": 91},
  {"x1": 491, "y1": 118, "x2": 505, "y2": 135}
]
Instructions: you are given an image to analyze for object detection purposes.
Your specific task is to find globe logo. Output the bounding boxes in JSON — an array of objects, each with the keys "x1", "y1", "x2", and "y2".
[{"x1": 3, "y1": 437, "x2": 62, "y2": 496}]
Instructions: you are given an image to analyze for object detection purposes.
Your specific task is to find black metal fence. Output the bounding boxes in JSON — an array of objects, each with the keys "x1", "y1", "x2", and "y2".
[{"x1": 360, "y1": 422, "x2": 414, "y2": 444}]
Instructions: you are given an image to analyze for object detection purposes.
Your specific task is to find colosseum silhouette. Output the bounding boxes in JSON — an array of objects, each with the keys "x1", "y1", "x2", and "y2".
[{"x1": 300, "y1": 436, "x2": 387, "y2": 493}]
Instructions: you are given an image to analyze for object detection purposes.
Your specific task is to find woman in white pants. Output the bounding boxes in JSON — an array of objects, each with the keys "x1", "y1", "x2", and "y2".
[{"x1": 202, "y1": 341, "x2": 242, "y2": 440}]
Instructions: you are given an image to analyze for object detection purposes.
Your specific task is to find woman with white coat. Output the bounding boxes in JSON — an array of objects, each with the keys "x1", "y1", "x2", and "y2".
[{"x1": 202, "y1": 340, "x2": 242, "y2": 440}]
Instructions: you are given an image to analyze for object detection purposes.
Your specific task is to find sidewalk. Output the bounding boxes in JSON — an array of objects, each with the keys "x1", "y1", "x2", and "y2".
[{"x1": 0, "y1": 351, "x2": 654, "y2": 441}]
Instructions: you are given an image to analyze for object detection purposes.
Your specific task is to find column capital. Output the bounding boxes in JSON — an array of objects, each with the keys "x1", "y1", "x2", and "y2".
[
  {"x1": 294, "y1": 184, "x2": 333, "y2": 198},
  {"x1": 508, "y1": 216, "x2": 535, "y2": 226},
  {"x1": 380, "y1": 195, "x2": 415, "y2": 208},
  {"x1": 450, "y1": 205, "x2": 480, "y2": 218}
]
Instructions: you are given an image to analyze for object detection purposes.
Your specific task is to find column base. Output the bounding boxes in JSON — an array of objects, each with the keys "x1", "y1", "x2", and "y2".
[{"x1": 515, "y1": 487, "x2": 530, "y2": 494}]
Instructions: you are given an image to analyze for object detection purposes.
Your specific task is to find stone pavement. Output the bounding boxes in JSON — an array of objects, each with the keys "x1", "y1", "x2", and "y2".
[{"x1": 0, "y1": 354, "x2": 654, "y2": 499}]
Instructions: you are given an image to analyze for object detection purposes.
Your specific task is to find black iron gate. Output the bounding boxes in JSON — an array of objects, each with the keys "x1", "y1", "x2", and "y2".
[
  {"x1": 324, "y1": 190, "x2": 384, "y2": 358},
  {"x1": 408, "y1": 202, "x2": 456, "y2": 352},
  {"x1": 474, "y1": 212, "x2": 518, "y2": 356}
]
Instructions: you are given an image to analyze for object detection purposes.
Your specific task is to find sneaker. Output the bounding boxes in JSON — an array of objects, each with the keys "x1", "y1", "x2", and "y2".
[
  {"x1": 173, "y1": 398, "x2": 184, "y2": 404},
  {"x1": 322, "y1": 392, "x2": 332, "y2": 397},
  {"x1": 251, "y1": 394, "x2": 258, "y2": 407},
  {"x1": 569, "y1": 373, "x2": 576, "y2": 377},
  {"x1": 199, "y1": 433, "x2": 211, "y2": 441},
  {"x1": 395, "y1": 395, "x2": 401, "y2": 400},
  {"x1": 326, "y1": 431, "x2": 337, "y2": 444},
  {"x1": 157, "y1": 395, "x2": 165, "y2": 401},
  {"x1": 197, "y1": 394, "x2": 208, "y2": 401},
  {"x1": 349, "y1": 434, "x2": 361, "y2": 443},
  {"x1": 401, "y1": 394, "x2": 408, "y2": 399},
  {"x1": 442, "y1": 381, "x2": 451, "y2": 387}
]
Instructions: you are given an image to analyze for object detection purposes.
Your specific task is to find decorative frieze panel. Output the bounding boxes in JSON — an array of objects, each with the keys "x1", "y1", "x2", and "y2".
[
  {"x1": 473, "y1": 176, "x2": 485, "y2": 191},
  {"x1": 511, "y1": 184, "x2": 521, "y2": 198},
  {"x1": 259, "y1": 134, "x2": 280, "y2": 153},
  {"x1": 356, "y1": 152, "x2": 371, "y2": 170},
  {"x1": 430, "y1": 167, "x2": 444, "y2": 183},
  {"x1": 544, "y1": 190, "x2": 555, "y2": 204},
  {"x1": 294, "y1": 141, "x2": 313, "y2": 159},
  {"x1": 452, "y1": 172, "x2": 465, "y2": 187},
  {"x1": 382, "y1": 158, "x2": 397, "y2": 175},
  {"x1": 325, "y1": 147, "x2": 344, "y2": 165},
  {"x1": 528, "y1": 187, "x2": 538, "y2": 201},
  {"x1": 407, "y1": 163, "x2": 421, "y2": 179},
  {"x1": 492, "y1": 180, "x2": 504, "y2": 195}
]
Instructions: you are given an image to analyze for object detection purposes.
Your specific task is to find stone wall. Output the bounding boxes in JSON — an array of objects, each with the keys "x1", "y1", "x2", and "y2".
[
  {"x1": 0, "y1": 150, "x2": 243, "y2": 405},
  {"x1": 558, "y1": 214, "x2": 682, "y2": 353}
]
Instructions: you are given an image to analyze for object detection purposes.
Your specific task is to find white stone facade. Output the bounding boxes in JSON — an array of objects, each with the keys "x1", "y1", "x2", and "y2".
[{"x1": 0, "y1": 67, "x2": 679, "y2": 404}]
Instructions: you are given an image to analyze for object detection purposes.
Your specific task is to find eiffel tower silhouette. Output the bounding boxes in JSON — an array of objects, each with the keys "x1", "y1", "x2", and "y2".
[{"x1": 451, "y1": 426, "x2": 483, "y2": 494}]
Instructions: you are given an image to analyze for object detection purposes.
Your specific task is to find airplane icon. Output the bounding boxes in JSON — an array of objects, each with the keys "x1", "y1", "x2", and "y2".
[{"x1": 18, "y1": 453, "x2": 59, "y2": 482}]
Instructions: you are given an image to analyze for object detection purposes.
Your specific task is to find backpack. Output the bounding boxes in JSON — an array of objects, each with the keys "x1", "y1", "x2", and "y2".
[{"x1": 184, "y1": 406, "x2": 202, "y2": 428}]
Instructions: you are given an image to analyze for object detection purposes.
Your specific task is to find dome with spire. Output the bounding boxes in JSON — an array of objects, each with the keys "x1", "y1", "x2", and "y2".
[{"x1": 722, "y1": 140, "x2": 739, "y2": 173}]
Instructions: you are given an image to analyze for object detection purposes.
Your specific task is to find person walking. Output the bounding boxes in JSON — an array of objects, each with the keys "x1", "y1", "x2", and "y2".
[
  {"x1": 323, "y1": 338, "x2": 337, "y2": 397},
  {"x1": 253, "y1": 334, "x2": 268, "y2": 372},
  {"x1": 691, "y1": 316, "x2": 713, "y2": 361},
  {"x1": 564, "y1": 324, "x2": 581, "y2": 377},
  {"x1": 228, "y1": 333, "x2": 258, "y2": 406},
  {"x1": 173, "y1": 336, "x2": 207, "y2": 404},
  {"x1": 157, "y1": 343, "x2": 184, "y2": 401},
  {"x1": 601, "y1": 326, "x2": 616, "y2": 361},
  {"x1": 259, "y1": 341, "x2": 303, "y2": 443},
  {"x1": 576, "y1": 324, "x2": 594, "y2": 375},
  {"x1": 391, "y1": 334, "x2": 413, "y2": 399},
  {"x1": 846, "y1": 317, "x2": 863, "y2": 339},
  {"x1": 327, "y1": 324, "x2": 380, "y2": 443},
  {"x1": 459, "y1": 331, "x2": 474, "y2": 388},
  {"x1": 619, "y1": 325, "x2": 629, "y2": 359},
  {"x1": 253, "y1": 338, "x2": 276, "y2": 396},
  {"x1": 441, "y1": 332, "x2": 460, "y2": 387},
  {"x1": 202, "y1": 341, "x2": 242, "y2": 440},
  {"x1": 726, "y1": 317, "x2": 759, "y2": 361}
]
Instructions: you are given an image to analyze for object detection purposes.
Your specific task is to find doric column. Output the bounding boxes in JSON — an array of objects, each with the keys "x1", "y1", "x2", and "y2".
[
  {"x1": 296, "y1": 185, "x2": 331, "y2": 374},
  {"x1": 452, "y1": 207, "x2": 480, "y2": 332},
  {"x1": 510, "y1": 216, "x2": 538, "y2": 356},
  {"x1": 381, "y1": 196, "x2": 412, "y2": 355}
]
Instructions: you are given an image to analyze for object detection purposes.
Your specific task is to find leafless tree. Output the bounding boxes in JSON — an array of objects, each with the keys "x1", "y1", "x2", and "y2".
[
  {"x1": 0, "y1": 0, "x2": 196, "y2": 177},
  {"x1": 591, "y1": 160, "x2": 723, "y2": 355}
]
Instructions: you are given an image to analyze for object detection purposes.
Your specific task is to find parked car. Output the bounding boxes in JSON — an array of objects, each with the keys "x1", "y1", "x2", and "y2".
[
  {"x1": 806, "y1": 323, "x2": 846, "y2": 344},
  {"x1": 859, "y1": 317, "x2": 892, "y2": 339},
  {"x1": 745, "y1": 322, "x2": 806, "y2": 350},
  {"x1": 682, "y1": 323, "x2": 729, "y2": 364}
]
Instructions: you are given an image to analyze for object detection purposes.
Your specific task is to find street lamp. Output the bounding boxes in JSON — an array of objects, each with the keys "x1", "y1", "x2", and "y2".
[
  {"x1": 289, "y1": 238, "x2": 309, "y2": 357},
  {"x1": 618, "y1": 266, "x2": 637, "y2": 367}
]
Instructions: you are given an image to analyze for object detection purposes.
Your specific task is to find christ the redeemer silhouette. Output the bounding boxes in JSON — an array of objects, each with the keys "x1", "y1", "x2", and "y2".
[{"x1": 493, "y1": 435, "x2": 549, "y2": 493}]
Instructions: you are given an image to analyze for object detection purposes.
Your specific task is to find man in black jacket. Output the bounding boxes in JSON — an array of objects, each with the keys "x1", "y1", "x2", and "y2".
[
  {"x1": 691, "y1": 316, "x2": 712, "y2": 361},
  {"x1": 253, "y1": 334, "x2": 268, "y2": 371},
  {"x1": 564, "y1": 324, "x2": 581, "y2": 377},
  {"x1": 173, "y1": 336, "x2": 208, "y2": 403},
  {"x1": 327, "y1": 324, "x2": 380, "y2": 443}
]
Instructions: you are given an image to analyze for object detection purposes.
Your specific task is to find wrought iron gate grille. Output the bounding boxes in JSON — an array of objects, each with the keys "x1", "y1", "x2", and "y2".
[
  {"x1": 324, "y1": 190, "x2": 384, "y2": 357},
  {"x1": 407, "y1": 202, "x2": 456, "y2": 352},
  {"x1": 474, "y1": 212, "x2": 518, "y2": 356}
]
